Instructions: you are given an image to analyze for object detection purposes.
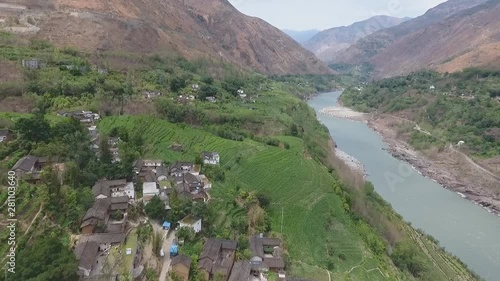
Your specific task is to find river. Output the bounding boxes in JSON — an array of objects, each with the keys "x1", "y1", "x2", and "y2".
[{"x1": 309, "y1": 91, "x2": 500, "y2": 281}]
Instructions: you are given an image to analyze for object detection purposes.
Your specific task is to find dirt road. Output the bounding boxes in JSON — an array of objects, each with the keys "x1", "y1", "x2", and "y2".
[{"x1": 151, "y1": 223, "x2": 176, "y2": 281}]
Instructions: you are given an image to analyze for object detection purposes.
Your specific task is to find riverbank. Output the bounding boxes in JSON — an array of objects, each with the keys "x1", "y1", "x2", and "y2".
[
  {"x1": 319, "y1": 100, "x2": 500, "y2": 216},
  {"x1": 334, "y1": 148, "x2": 367, "y2": 178},
  {"x1": 319, "y1": 105, "x2": 367, "y2": 121},
  {"x1": 366, "y1": 115, "x2": 500, "y2": 217}
]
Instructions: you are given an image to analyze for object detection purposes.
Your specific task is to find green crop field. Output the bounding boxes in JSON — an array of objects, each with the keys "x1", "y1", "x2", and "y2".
[{"x1": 98, "y1": 115, "x2": 405, "y2": 280}]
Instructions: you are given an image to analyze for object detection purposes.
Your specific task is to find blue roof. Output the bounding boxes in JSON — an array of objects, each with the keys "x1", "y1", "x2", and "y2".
[
  {"x1": 163, "y1": 221, "x2": 171, "y2": 227},
  {"x1": 170, "y1": 244, "x2": 179, "y2": 254}
]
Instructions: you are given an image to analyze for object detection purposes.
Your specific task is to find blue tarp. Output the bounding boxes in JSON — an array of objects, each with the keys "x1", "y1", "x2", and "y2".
[
  {"x1": 170, "y1": 244, "x2": 179, "y2": 255},
  {"x1": 163, "y1": 221, "x2": 171, "y2": 229}
]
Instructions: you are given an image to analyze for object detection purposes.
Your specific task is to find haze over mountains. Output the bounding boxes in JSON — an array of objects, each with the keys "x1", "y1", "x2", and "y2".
[
  {"x1": 0, "y1": 0, "x2": 330, "y2": 75},
  {"x1": 303, "y1": 16, "x2": 408, "y2": 62},
  {"x1": 328, "y1": 0, "x2": 500, "y2": 78},
  {"x1": 282, "y1": 29, "x2": 320, "y2": 43}
]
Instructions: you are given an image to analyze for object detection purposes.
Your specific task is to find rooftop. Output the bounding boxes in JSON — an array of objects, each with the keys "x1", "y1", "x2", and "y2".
[
  {"x1": 171, "y1": 254, "x2": 192, "y2": 268},
  {"x1": 143, "y1": 182, "x2": 159, "y2": 195}
]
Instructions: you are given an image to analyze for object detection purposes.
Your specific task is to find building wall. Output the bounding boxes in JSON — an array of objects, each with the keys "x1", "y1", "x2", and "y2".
[
  {"x1": 172, "y1": 264, "x2": 190, "y2": 281},
  {"x1": 81, "y1": 225, "x2": 94, "y2": 235}
]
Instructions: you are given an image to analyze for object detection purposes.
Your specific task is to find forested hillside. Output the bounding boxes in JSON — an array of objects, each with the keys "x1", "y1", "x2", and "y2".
[{"x1": 341, "y1": 69, "x2": 500, "y2": 157}]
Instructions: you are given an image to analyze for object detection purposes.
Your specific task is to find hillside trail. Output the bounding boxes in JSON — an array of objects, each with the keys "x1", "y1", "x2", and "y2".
[{"x1": 24, "y1": 203, "x2": 44, "y2": 235}]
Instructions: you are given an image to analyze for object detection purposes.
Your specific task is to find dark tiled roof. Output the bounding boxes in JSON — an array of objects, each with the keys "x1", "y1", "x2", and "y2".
[
  {"x1": 92, "y1": 179, "x2": 127, "y2": 198},
  {"x1": 106, "y1": 222, "x2": 124, "y2": 234},
  {"x1": 79, "y1": 233, "x2": 126, "y2": 244},
  {"x1": 171, "y1": 254, "x2": 192, "y2": 268},
  {"x1": 110, "y1": 202, "x2": 129, "y2": 211},
  {"x1": 75, "y1": 241, "x2": 99, "y2": 270},
  {"x1": 82, "y1": 199, "x2": 110, "y2": 222},
  {"x1": 110, "y1": 196, "x2": 129, "y2": 204},
  {"x1": 199, "y1": 238, "x2": 237, "y2": 278},
  {"x1": 249, "y1": 235, "x2": 281, "y2": 258},
  {"x1": 249, "y1": 235, "x2": 284, "y2": 270},
  {"x1": 11, "y1": 155, "x2": 39, "y2": 172},
  {"x1": 0, "y1": 129, "x2": 10, "y2": 137},
  {"x1": 156, "y1": 165, "x2": 168, "y2": 177},
  {"x1": 228, "y1": 261, "x2": 251, "y2": 281}
]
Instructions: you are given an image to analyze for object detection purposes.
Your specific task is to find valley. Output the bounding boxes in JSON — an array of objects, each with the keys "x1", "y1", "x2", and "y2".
[{"x1": 0, "y1": 0, "x2": 499, "y2": 280}]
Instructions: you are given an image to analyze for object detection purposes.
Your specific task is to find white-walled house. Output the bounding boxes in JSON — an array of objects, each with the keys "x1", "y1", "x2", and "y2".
[
  {"x1": 178, "y1": 215, "x2": 202, "y2": 233},
  {"x1": 143, "y1": 182, "x2": 159, "y2": 204},
  {"x1": 144, "y1": 159, "x2": 163, "y2": 167},
  {"x1": 201, "y1": 152, "x2": 220, "y2": 165}
]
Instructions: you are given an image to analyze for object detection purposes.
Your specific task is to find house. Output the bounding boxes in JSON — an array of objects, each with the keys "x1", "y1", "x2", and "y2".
[
  {"x1": 430, "y1": 85, "x2": 435, "y2": 90},
  {"x1": 11, "y1": 155, "x2": 48, "y2": 181},
  {"x1": 142, "y1": 91, "x2": 162, "y2": 99},
  {"x1": 228, "y1": 261, "x2": 253, "y2": 281},
  {"x1": 110, "y1": 147, "x2": 120, "y2": 163},
  {"x1": 111, "y1": 182, "x2": 135, "y2": 200},
  {"x1": 192, "y1": 84, "x2": 200, "y2": 91},
  {"x1": 0, "y1": 129, "x2": 13, "y2": 143},
  {"x1": 175, "y1": 173, "x2": 208, "y2": 202},
  {"x1": 88, "y1": 126, "x2": 98, "y2": 139},
  {"x1": 206, "y1": 96, "x2": 216, "y2": 103},
  {"x1": 80, "y1": 199, "x2": 111, "y2": 234},
  {"x1": 78, "y1": 233, "x2": 126, "y2": 253},
  {"x1": 178, "y1": 215, "x2": 202, "y2": 233},
  {"x1": 108, "y1": 137, "x2": 121, "y2": 147},
  {"x1": 144, "y1": 159, "x2": 163, "y2": 167},
  {"x1": 171, "y1": 254, "x2": 192, "y2": 281},
  {"x1": 201, "y1": 152, "x2": 220, "y2": 165},
  {"x1": 22, "y1": 58, "x2": 44, "y2": 69},
  {"x1": 169, "y1": 162, "x2": 198, "y2": 177},
  {"x1": 249, "y1": 235, "x2": 285, "y2": 272},
  {"x1": 109, "y1": 196, "x2": 130, "y2": 212},
  {"x1": 75, "y1": 241, "x2": 99, "y2": 277},
  {"x1": 156, "y1": 165, "x2": 168, "y2": 181},
  {"x1": 143, "y1": 182, "x2": 159, "y2": 203},
  {"x1": 198, "y1": 238, "x2": 237, "y2": 281},
  {"x1": 170, "y1": 143, "x2": 184, "y2": 152},
  {"x1": 92, "y1": 179, "x2": 128, "y2": 199}
]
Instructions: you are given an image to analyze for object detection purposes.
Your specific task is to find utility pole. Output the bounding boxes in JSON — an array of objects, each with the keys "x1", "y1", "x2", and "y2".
[{"x1": 281, "y1": 206, "x2": 284, "y2": 234}]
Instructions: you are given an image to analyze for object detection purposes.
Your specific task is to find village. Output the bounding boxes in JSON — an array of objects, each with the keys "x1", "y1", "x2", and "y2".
[{"x1": 6, "y1": 109, "x2": 295, "y2": 281}]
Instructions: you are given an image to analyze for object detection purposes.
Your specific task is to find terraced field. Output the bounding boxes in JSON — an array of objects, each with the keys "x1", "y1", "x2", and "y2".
[{"x1": 98, "y1": 115, "x2": 404, "y2": 280}]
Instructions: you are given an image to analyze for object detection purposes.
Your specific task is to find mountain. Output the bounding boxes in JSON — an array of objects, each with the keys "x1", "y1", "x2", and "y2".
[
  {"x1": 334, "y1": 0, "x2": 498, "y2": 78},
  {"x1": 303, "y1": 16, "x2": 407, "y2": 62},
  {"x1": 0, "y1": 0, "x2": 330, "y2": 75},
  {"x1": 282, "y1": 29, "x2": 320, "y2": 43}
]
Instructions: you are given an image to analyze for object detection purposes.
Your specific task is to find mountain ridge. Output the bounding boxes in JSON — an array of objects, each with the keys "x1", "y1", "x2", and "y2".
[
  {"x1": 0, "y1": 0, "x2": 331, "y2": 75},
  {"x1": 333, "y1": 0, "x2": 498, "y2": 78},
  {"x1": 303, "y1": 15, "x2": 407, "y2": 62}
]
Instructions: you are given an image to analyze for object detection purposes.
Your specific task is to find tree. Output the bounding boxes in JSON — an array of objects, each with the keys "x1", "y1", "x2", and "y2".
[
  {"x1": 177, "y1": 227, "x2": 196, "y2": 242},
  {"x1": 170, "y1": 76, "x2": 187, "y2": 93},
  {"x1": 15, "y1": 115, "x2": 51, "y2": 143},
  {"x1": 391, "y1": 241, "x2": 428, "y2": 277},
  {"x1": 99, "y1": 135, "x2": 113, "y2": 165},
  {"x1": 13, "y1": 232, "x2": 79, "y2": 281},
  {"x1": 152, "y1": 230, "x2": 164, "y2": 257},
  {"x1": 144, "y1": 196, "x2": 166, "y2": 220}
]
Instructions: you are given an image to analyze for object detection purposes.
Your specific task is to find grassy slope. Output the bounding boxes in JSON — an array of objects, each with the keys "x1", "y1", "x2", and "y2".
[
  {"x1": 98, "y1": 115, "x2": 478, "y2": 281},
  {"x1": 98, "y1": 115, "x2": 401, "y2": 280}
]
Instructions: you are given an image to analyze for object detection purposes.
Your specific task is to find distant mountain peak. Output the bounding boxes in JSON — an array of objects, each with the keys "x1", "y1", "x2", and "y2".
[{"x1": 303, "y1": 15, "x2": 407, "y2": 61}]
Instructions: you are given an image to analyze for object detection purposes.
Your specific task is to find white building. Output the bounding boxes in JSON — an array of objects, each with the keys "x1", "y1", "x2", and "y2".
[
  {"x1": 111, "y1": 182, "x2": 135, "y2": 200},
  {"x1": 143, "y1": 159, "x2": 163, "y2": 167},
  {"x1": 178, "y1": 215, "x2": 202, "y2": 233},
  {"x1": 143, "y1": 182, "x2": 159, "y2": 204},
  {"x1": 201, "y1": 152, "x2": 220, "y2": 165}
]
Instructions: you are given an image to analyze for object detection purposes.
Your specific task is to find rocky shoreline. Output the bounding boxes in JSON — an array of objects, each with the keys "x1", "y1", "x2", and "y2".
[
  {"x1": 334, "y1": 148, "x2": 367, "y2": 178},
  {"x1": 320, "y1": 102, "x2": 500, "y2": 217},
  {"x1": 368, "y1": 119, "x2": 500, "y2": 217}
]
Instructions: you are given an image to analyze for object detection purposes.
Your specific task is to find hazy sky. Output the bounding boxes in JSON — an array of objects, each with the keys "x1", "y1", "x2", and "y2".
[{"x1": 228, "y1": 0, "x2": 447, "y2": 30}]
